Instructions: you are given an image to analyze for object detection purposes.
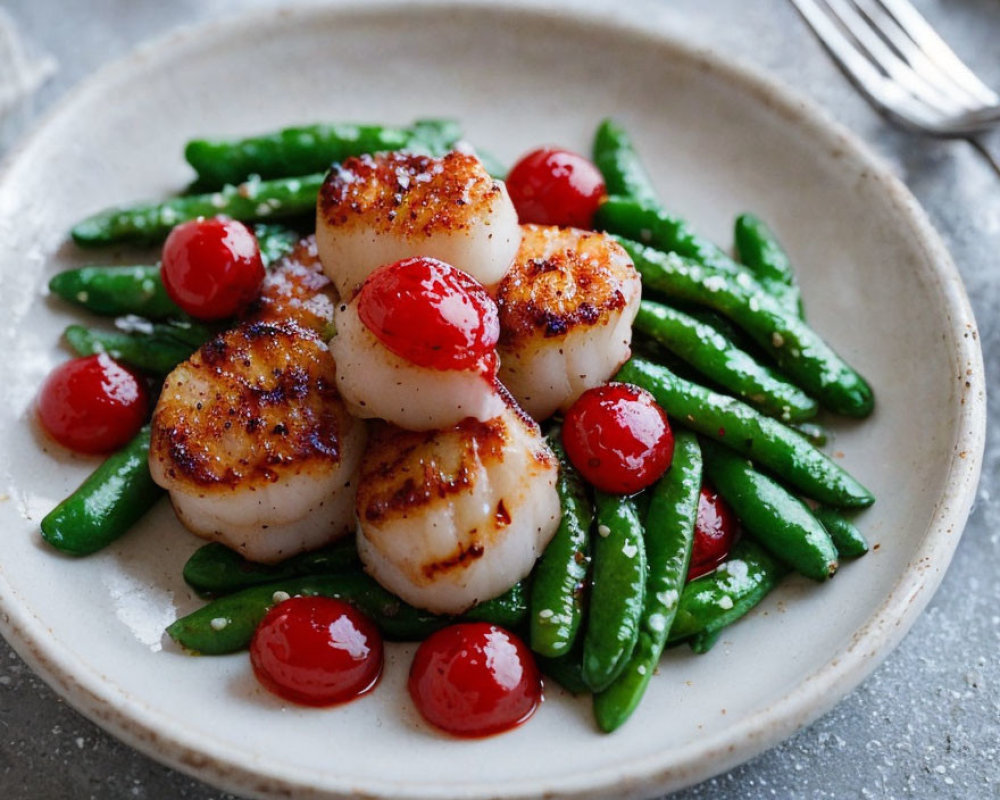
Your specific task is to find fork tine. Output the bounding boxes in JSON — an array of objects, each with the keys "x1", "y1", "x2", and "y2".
[
  {"x1": 875, "y1": 0, "x2": 1000, "y2": 106},
  {"x1": 789, "y1": 0, "x2": 960, "y2": 130},
  {"x1": 853, "y1": 0, "x2": 985, "y2": 112},
  {"x1": 822, "y1": 0, "x2": 968, "y2": 117}
]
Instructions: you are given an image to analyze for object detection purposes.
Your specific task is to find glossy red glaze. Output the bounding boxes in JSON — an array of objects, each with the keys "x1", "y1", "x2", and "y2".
[
  {"x1": 687, "y1": 486, "x2": 739, "y2": 581},
  {"x1": 37, "y1": 354, "x2": 149, "y2": 454},
  {"x1": 160, "y1": 217, "x2": 264, "y2": 320},
  {"x1": 562, "y1": 382, "x2": 674, "y2": 494},
  {"x1": 505, "y1": 148, "x2": 606, "y2": 229},
  {"x1": 408, "y1": 623, "x2": 542, "y2": 738},
  {"x1": 250, "y1": 596, "x2": 383, "y2": 707},
  {"x1": 357, "y1": 257, "x2": 499, "y2": 374}
]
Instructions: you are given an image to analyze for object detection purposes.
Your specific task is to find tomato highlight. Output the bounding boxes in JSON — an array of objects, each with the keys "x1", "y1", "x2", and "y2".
[
  {"x1": 408, "y1": 623, "x2": 542, "y2": 738},
  {"x1": 506, "y1": 148, "x2": 606, "y2": 229},
  {"x1": 37, "y1": 354, "x2": 149, "y2": 454},
  {"x1": 160, "y1": 217, "x2": 265, "y2": 320},
  {"x1": 357, "y1": 257, "x2": 499, "y2": 375},
  {"x1": 250, "y1": 596, "x2": 383, "y2": 707},
  {"x1": 562, "y1": 382, "x2": 674, "y2": 494}
]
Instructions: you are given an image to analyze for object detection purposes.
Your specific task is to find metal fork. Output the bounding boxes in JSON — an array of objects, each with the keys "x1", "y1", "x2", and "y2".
[{"x1": 789, "y1": 0, "x2": 1000, "y2": 176}]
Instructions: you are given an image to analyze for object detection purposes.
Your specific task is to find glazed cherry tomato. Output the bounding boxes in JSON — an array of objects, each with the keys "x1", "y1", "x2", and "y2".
[
  {"x1": 160, "y1": 217, "x2": 264, "y2": 320},
  {"x1": 357, "y1": 257, "x2": 499, "y2": 375},
  {"x1": 687, "y1": 486, "x2": 739, "y2": 581},
  {"x1": 562, "y1": 382, "x2": 674, "y2": 494},
  {"x1": 408, "y1": 623, "x2": 542, "y2": 738},
  {"x1": 250, "y1": 596, "x2": 383, "y2": 707},
  {"x1": 37, "y1": 354, "x2": 149, "y2": 454},
  {"x1": 505, "y1": 147, "x2": 606, "y2": 229}
]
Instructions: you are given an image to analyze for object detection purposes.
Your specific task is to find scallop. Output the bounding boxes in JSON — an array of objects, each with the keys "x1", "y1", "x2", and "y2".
[
  {"x1": 315, "y1": 151, "x2": 521, "y2": 298},
  {"x1": 496, "y1": 224, "x2": 642, "y2": 420},
  {"x1": 149, "y1": 242, "x2": 365, "y2": 564},
  {"x1": 355, "y1": 399, "x2": 560, "y2": 614}
]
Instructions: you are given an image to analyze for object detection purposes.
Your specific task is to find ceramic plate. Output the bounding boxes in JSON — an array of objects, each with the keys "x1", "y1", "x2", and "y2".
[{"x1": 0, "y1": 2, "x2": 985, "y2": 798}]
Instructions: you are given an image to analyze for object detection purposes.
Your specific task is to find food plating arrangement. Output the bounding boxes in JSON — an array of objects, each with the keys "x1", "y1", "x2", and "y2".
[{"x1": 37, "y1": 117, "x2": 875, "y2": 737}]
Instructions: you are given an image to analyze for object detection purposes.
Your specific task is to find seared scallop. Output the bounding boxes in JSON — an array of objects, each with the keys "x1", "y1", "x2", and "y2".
[
  {"x1": 328, "y1": 257, "x2": 505, "y2": 431},
  {"x1": 149, "y1": 318, "x2": 366, "y2": 564},
  {"x1": 315, "y1": 151, "x2": 521, "y2": 298},
  {"x1": 496, "y1": 224, "x2": 642, "y2": 420},
  {"x1": 355, "y1": 399, "x2": 560, "y2": 615}
]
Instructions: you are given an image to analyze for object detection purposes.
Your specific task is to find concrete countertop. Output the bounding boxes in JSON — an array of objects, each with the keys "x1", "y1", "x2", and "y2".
[{"x1": 1, "y1": 1, "x2": 997, "y2": 798}]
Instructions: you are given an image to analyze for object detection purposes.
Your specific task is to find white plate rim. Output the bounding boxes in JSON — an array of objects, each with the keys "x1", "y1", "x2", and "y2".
[{"x1": 0, "y1": 2, "x2": 986, "y2": 798}]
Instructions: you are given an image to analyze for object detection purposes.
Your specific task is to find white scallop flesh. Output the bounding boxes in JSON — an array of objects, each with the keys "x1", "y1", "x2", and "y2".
[
  {"x1": 355, "y1": 401, "x2": 561, "y2": 614},
  {"x1": 328, "y1": 297, "x2": 505, "y2": 431},
  {"x1": 315, "y1": 151, "x2": 521, "y2": 299},
  {"x1": 496, "y1": 224, "x2": 642, "y2": 421}
]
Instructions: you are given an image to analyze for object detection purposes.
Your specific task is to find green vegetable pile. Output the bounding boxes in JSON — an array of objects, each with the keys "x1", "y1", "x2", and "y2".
[{"x1": 41, "y1": 116, "x2": 873, "y2": 733}]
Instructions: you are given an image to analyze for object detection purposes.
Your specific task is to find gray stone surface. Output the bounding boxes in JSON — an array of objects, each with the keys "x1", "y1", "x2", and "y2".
[{"x1": 1, "y1": 1, "x2": 997, "y2": 798}]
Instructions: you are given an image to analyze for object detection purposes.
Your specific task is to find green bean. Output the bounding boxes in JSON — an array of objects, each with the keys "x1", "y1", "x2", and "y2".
[
  {"x1": 593, "y1": 430, "x2": 702, "y2": 732},
  {"x1": 616, "y1": 358, "x2": 874, "y2": 508},
  {"x1": 182, "y1": 540, "x2": 361, "y2": 597},
  {"x1": 167, "y1": 574, "x2": 448, "y2": 654},
  {"x1": 49, "y1": 265, "x2": 179, "y2": 319},
  {"x1": 618, "y1": 239, "x2": 874, "y2": 418},
  {"x1": 464, "y1": 581, "x2": 529, "y2": 630},
  {"x1": 72, "y1": 173, "x2": 324, "y2": 248},
  {"x1": 184, "y1": 120, "x2": 461, "y2": 189},
  {"x1": 734, "y1": 213, "x2": 804, "y2": 318},
  {"x1": 689, "y1": 628, "x2": 723, "y2": 654},
  {"x1": 813, "y1": 506, "x2": 869, "y2": 558},
  {"x1": 634, "y1": 300, "x2": 818, "y2": 422},
  {"x1": 592, "y1": 119, "x2": 659, "y2": 206},
  {"x1": 582, "y1": 492, "x2": 646, "y2": 692},
  {"x1": 701, "y1": 439, "x2": 838, "y2": 581},
  {"x1": 667, "y1": 539, "x2": 788, "y2": 643},
  {"x1": 63, "y1": 319, "x2": 210, "y2": 375},
  {"x1": 530, "y1": 431, "x2": 593, "y2": 658},
  {"x1": 40, "y1": 427, "x2": 163, "y2": 556}
]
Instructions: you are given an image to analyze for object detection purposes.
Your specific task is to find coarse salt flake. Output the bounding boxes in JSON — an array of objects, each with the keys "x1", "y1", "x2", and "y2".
[
  {"x1": 210, "y1": 617, "x2": 229, "y2": 631},
  {"x1": 272, "y1": 591, "x2": 291, "y2": 604},
  {"x1": 598, "y1": 524, "x2": 612, "y2": 538}
]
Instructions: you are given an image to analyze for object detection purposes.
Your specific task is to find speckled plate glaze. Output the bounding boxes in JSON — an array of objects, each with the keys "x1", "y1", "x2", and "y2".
[{"x1": 0, "y1": 2, "x2": 985, "y2": 798}]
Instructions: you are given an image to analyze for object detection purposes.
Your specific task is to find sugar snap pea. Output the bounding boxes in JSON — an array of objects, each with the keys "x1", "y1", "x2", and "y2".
[
  {"x1": 167, "y1": 574, "x2": 447, "y2": 654},
  {"x1": 701, "y1": 439, "x2": 839, "y2": 581},
  {"x1": 734, "y1": 213, "x2": 803, "y2": 315},
  {"x1": 464, "y1": 580, "x2": 529, "y2": 630},
  {"x1": 72, "y1": 173, "x2": 324, "y2": 247},
  {"x1": 530, "y1": 431, "x2": 593, "y2": 658},
  {"x1": 592, "y1": 119, "x2": 659, "y2": 206},
  {"x1": 593, "y1": 430, "x2": 702, "y2": 732},
  {"x1": 813, "y1": 506, "x2": 869, "y2": 558},
  {"x1": 618, "y1": 238, "x2": 874, "y2": 418},
  {"x1": 184, "y1": 119, "x2": 461, "y2": 190},
  {"x1": 616, "y1": 358, "x2": 874, "y2": 508},
  {"x1": 49, "y1": 265, "x2": 179, "y2": 319},
  {"x1": 582, "y1": 492, "x2": 646, "y2": 692},
  {"x1": 64, "y1": 319, "x2": 211, "y2": 375},
  {"x1": 537, "y1": 645, "x2": 589, "y2": 695},
  {"x1": 667, "y1": 538, "x2": 788, "y2": 643},
  {"x1": 40, "y1": 426, "x2": 163, "y2": 556},
  {"x1": 168, "y1": 574, "x2": 528, "y2": 655},
  {"x1": 182, "y1": 540, "x2": 361, "y2": 597},
  {"x1": 634, "y1": 300, "x2": 818, "y2": 422}
]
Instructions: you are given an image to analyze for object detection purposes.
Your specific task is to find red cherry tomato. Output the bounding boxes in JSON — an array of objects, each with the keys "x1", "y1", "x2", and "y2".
[
  {"x1": 505, "y1": 148, "x2": 606, "y2": 229},
  {"x1": 408, "y1": 623, "x2": 542, "y2": 738},
  {"x1": 357, "y1": 257, "x2": 499, "y2": 375},
  {"x1": 160, "y1": 217, "x2": 264, "y2": 320},
  {"x1": 250, "y1": 596, "x2": 383, "y2": 707},
  {"x1": 562, "y1": 382, "x2": 674, "y2": 494},
  {"x1": 687, "y1": 486, "x2": 739, "y2": 581},
  {"x1": 37, "y1": 354, "x2": 149, "y2": 454}
]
